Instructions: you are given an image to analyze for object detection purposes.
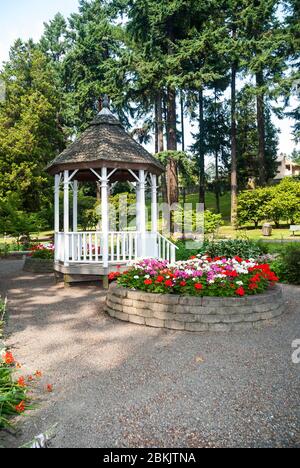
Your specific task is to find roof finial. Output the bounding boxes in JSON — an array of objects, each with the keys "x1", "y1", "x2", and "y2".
[{"x1": 103, "y1": 94, "x2": 110, "y2": 109}]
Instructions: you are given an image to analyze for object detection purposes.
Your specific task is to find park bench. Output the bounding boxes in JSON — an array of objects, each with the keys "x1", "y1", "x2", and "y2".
[{"x1": 290, "y1": 225, "x2": 300, "y2": 236}]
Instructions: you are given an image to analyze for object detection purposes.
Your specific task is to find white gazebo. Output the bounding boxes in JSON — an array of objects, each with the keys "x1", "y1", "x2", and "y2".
[{"x1": 47, "y1": 100, "x2": 177, "y2": 285}]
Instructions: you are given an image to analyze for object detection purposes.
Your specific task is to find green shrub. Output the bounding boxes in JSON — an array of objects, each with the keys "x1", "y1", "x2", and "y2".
[
  {"x1": 176, "y1": 239, "x2": 265, "y2": 261},
  {"x1": 237, "y1": 178, "x2": 300, "y2": 228},
  {"x1": 271, "y1": 244, "x2": 300, "y2": 285}
]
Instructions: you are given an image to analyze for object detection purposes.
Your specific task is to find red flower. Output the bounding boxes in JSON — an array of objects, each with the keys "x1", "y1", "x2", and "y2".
[
  {"x1": 234, "y1": 256, "x2": 243, "y2": 263},
  {"x1": 194, "y1": 283, "x2": 203, "y2": 290},
  {"x1": 28, "y1": 375, "x2": 34, "y2": 382},
  {"x1": 144, "y1": 279, "x2": 153, "y2": 285},
  {"x1": 3, "y1": 351, "x2": 15, "y2": 365},
  {"x1": 225, "y1": 270, "x2": 238, "y2": 278},
  {"x1": 155, "y1": 276, "x2": 164, "y2": 283},
  {"x1": 249, "y1": 283, "x2": 258, "y2": 290},
  {"x1": 17, "y1": 377, "x2": 27, "y2": 388},
  {"x1": 235, "y1": 287, "x2": 245, "y2": 296},
  {"x1": 250, "y1": 274, "x2": 261, "y2": 283},
  {"x1": 108, "y1": 272, "x2": 121, "y2": 281},
  {"x1": 190, "y1": 255, "x2": 197, "y2": 260},
  {"x1": 164, "y1": 280, "x2": 173, "y2": 287},
  {"x1": 46, "y1": 384, "x2": 53, "y2": 393},
  {"x1": 34, "y1": 370, "x2": 42, "y2": 378},
  {"x1": 180, "y1": 281, "x2": 187, "y2": 287},
  {"x1": 15, "y1": 401, "x2": 25, "y2": 413}
]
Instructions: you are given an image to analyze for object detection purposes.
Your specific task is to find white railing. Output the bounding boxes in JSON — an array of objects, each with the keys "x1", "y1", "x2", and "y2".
[
  {"x1": 55, "y1": 231, "x2": 177, "y2": 265},
  {"x1": 157, "y1": 233, "x2": 178, "y2": 263}
]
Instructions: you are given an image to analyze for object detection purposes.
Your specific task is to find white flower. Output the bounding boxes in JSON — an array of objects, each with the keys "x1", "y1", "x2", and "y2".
[
  {"x1": 144, "y1": 275, "x2": 150, "y2": 279},
  {"x1": 236, "y1": 281, "x2": 244, "y2": 286},
  {"x1": 134, "y1": 276, "x2": 139, "y2": 280}
]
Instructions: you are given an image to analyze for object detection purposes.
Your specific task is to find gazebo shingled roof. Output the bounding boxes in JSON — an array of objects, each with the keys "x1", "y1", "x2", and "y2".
[{"x1": 46, "y1": 107, "x2": 165, "y2": 178}]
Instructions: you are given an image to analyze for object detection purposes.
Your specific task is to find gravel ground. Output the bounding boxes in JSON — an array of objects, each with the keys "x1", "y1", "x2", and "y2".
[{"x1": 0, "y1": 259, "x2": 299, "y2": 448}]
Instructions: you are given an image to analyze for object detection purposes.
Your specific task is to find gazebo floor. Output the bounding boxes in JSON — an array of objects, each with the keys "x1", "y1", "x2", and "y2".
[{"x1": 54, "y1": 261, "x2": 128, "y2": 287}]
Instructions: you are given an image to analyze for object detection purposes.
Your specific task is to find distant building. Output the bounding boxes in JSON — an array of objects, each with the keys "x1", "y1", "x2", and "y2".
[{"x1": 274, "y1": 153, "x2": 300, "y2": 181}]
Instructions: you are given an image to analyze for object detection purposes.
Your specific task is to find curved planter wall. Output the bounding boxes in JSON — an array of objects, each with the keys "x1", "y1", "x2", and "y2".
[
  {"x1": 23, "y1": 257, "x2": 54, "y2": 274},
  {"x1": 105, "y1": 283, "x2": 285, "y2": 332}
]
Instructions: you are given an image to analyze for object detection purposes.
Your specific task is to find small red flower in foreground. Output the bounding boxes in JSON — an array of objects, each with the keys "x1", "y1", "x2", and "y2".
[
  {"x1": 34, "y1": 370, "x2": 42, "y2": 378},
  {"x1": 3, "y1": 351, "x2": 15, "y2": 365},
  {"x1": 194, "y1": 283, "x2": 203, "y2": 290},
  {"x1": 15, "y1": 401, "x2": 25, "y2": 413},
  {"x1": 28, "y1": 375, "x2": 34, "y2": 382},
  {"x1": 190, "y1": 255, "x2": 197, "y2": 260},
  {"x1": 180, "y1": 281, "x2": 187, "y2": 287},
  {"x1": 46, "y1": 384, "x2": 53, "y2": 393},
  {"x1": 17, "y1": 377, "x2": 27, "y2": 387},
  {"x1": 235, "y1": 287, "x2": 245, "y2": 297},
  {"x1": 144, "y1": 279, "x2": 153, "y2": 285},
  {"x1": 165, "y1": 280, "x2": 173, "y2": 287},
  {"x1": 155, "y1": 276, "x2": 164, "y2": 283}
]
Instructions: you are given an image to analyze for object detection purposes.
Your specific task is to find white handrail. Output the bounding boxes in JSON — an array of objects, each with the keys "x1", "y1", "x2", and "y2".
[
  {"x1": 156, "y1": 233, "x2": 178, "y2": 263},
  {"x1": 55, "y1": 231, "x2": 177, "y2": 264}
]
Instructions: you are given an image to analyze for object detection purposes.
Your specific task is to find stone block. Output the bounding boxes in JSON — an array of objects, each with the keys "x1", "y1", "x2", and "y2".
[
  {"x1": 128, "y1": 315, "x2": 145, "y2": 325},
  {"x1": 164, "y1": 320, "x2": 185, "y2": 331},
  {"x1": 145, "y1": 318, "x2": 165, "y2": 328},
  {"x1": 114, "y1": 311, "x2": 129, "y2": 322},
  {"x1": 185, "y1": 323, "x2": 209, "y2": 332}
]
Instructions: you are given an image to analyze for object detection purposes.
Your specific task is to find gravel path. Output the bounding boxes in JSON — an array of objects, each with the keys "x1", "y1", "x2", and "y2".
[{"x1": 0, "y1": 260, "x2": 299, "y2": 448}]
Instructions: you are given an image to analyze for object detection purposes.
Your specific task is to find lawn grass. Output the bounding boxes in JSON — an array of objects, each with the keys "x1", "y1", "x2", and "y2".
[{"x1": 217, "y1": 225, "x2": 300, "y2": 241}]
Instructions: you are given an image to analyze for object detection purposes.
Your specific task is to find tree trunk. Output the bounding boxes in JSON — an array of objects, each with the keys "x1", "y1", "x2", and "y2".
[
  {"x1": 256, "y1": 71, "x2": 266, "y2": 186},
  {"x1": 155, "y1": 91, "x2": 167, "y2": 203},
  {"x1": 215, "y1": 151, "x2": 220, "y2": 214},
  {"x1": 180, "y1": 91, "x2": 185, "y2": 152},
  {"x1": 154, "y1": 98, "x2": 158, "y2": 154},
  {"x1": 166, "y1": 87, "x2": 178, "y2": 206},
  {"x1": 157, "y1": 91, "x2": 164, "y2": 153},
  {"x1": 198, "y1": 88, "x2": 205, "y2": 205},
  {"x1": 231, "y1": 62, "x2": 238, "y2": 227}
]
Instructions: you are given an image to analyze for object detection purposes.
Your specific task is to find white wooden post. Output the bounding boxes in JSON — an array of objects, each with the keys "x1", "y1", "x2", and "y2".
[
  {"x1": 139, "y1": 170, "x2": 146, "y2": 258},
  {"x1": 73, "y1": 180, "x2": 78, "y2": 232},
  {"x1": 136, "y1": 182, "x2": 140, "y2": 232},
  {"x1": 64, "y1": 170, "x2": 69, "y2": 266},
  {"x1": 101, "y1": 167, "x2": 109, "y2": 268},
  {"x1": 151, "y1": 174, "x2": 158, "y2": 234},
  {"x1": 54, "y1": 174, "x2": 60, "y2": 233}
]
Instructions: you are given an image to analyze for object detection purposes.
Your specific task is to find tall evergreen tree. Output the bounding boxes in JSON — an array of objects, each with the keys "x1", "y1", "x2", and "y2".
[{"x1": 0, "y1": 41, "x2": 65, "y2": 212}]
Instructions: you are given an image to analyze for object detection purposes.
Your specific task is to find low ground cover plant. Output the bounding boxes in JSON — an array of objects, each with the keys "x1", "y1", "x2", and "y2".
[{"x1": 111, "y1": 257, "x2": 279, "y2": 297}]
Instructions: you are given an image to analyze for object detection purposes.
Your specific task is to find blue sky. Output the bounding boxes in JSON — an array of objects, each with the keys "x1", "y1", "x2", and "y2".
[{"x1": 0, "y1": 0, "x2": 298, "y2": 155}]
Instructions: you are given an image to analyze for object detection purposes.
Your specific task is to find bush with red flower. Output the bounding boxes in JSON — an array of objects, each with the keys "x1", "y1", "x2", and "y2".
[
  {"x1": 111, "y1": 256, "x2": 279, "y2": 297},
  {"x1": 30, "y1": 243, "x2": 54, "y2": 260},
  {"x1": 0, "y1": 349, "x2": 53, "y2": 429}
]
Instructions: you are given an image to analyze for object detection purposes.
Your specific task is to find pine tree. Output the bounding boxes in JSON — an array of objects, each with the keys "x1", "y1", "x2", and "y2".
[{"x1": 0, "y1": 41, "x2": 65, "y2": 212}]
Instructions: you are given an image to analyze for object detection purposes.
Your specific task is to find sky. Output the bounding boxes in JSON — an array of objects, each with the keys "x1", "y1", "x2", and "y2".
[{"x1": 0, "y1": 0, "x2": 298, "y2": 156}]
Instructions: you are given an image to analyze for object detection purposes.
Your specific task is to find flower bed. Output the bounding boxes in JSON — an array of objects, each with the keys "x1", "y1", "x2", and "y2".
[
  {"x1": 30, "y1": 243, "x2": 54, "y2": 260},
  {"x1": 112, "y1": 256, "x2": 279, "y2": 298},
  {"x1": 23, "y1": 243, "x2": 54, "y2": 273}
]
